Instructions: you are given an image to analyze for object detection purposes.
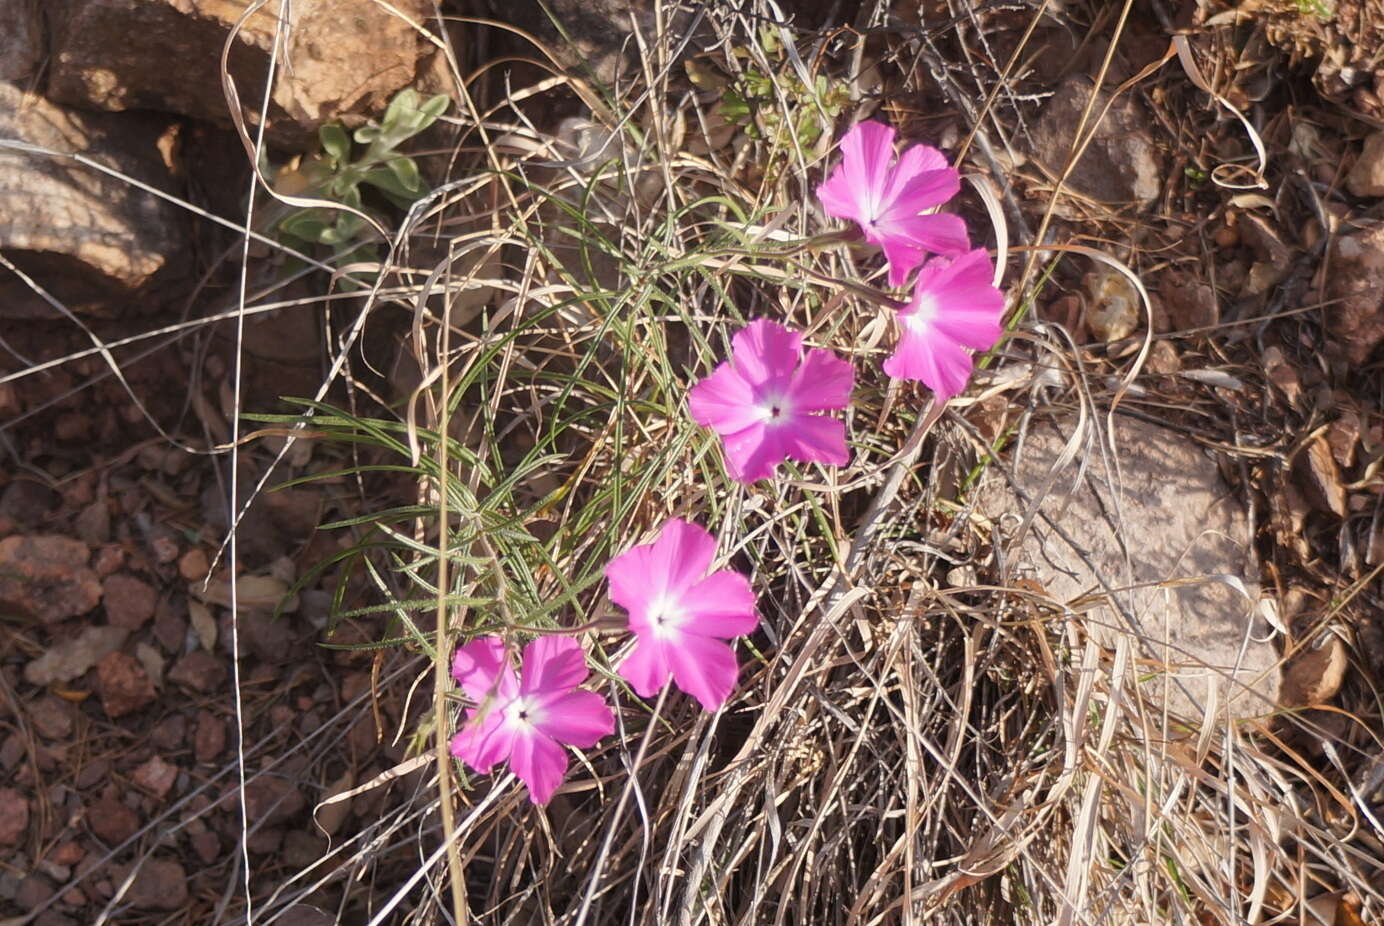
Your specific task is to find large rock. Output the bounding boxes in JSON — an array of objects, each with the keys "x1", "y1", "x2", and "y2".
[
  {"x1": 44, "y1": 0, "x2": 430, "y2": 148},
  {"x1": 979, "y1": 416, "x2": 1279, "y2": 724},
  {"x1": 1326, "y1": 224, "x2": 1384, "y2": 364},
  {"x1": 1030, "y1": 76, "x2": 1162, "y2": 209},
  {"x1": 0, "y1": 0, "x2": 43, "y2": 82},
  {"x1": 0, "y1": 82, "x2": 186, "y2": 319},
  {"x1": 491, "y1": 1, "x2": 707, "y2": 85}
]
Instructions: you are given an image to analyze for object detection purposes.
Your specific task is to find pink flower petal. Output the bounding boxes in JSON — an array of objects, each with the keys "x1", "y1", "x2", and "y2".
[
  {"x1": 534, "y1": 689, "x2": 615, "y2": 748},
  {"x1": 449, "y1": 711, "x2": 515, "y2": 774},
  {"x1": 606, "y1": 542, "x2": 655, "y2": 620},
  {"x1": 648, "y1": 519, "x2": 718, "y2": 598},
  {"x1": 720, "y1": 421, "x2": 785, "y2": 483},
  {"x1": 729, "y1": 319, "x2": 801, "y2": 391},
  {"x1": 818, "y1": 122, "x2": 967, "y2": 287},
  {"x1": 688, "y1": 362, "x2": 764, "y2": 435},
  {"x1": 889, "y1": 142, "x2": 950, "y2": 180},
  {"x1": 877, "y1": 213, "x2": 971, "y2": 286},
  {"x1": 932, "y1": 247, "x2": 994, "y2": 288},
  {"x1": 879, "y1": 163, "x2": 960, "y2": 220},
  {"x1": 897, "y1": 251, "x2": 1005, "y2": 360},
  {"x1": 816, "y1": 169, "x2": 864, "y2": 224},
  {"x1": 609, "y1": 518, "x2": 716, "y2": 621},
  {"x1": 787, "y1": 348, "x2": 854, "y2": 412},
  {"x1": 779, "y1": 414, "x2": 850, "y2": 467},
  {"x1": 618, "y1": 636, "x2": 673, "y2": 698},
  {"x1": 930, "y1": 292, "x2": 1004, "y2": 349},
  {"x1": 680, "y1": 570, "x2": 759, "y2": 638},
  {"x1": 840, "y1": 121, "x2": 897, "y2": 213},
  {"x1": 877, "y1": 237, "x2": 929, "y2": 289},
  {"x1": 451, "y1": 637, "x2": 517, "y2": 704},
  {"x1": 883, "y1": 329, "x2": 975, "y2": 399},
  {"x1": 520, "y1": 635, "x2": 589, "y2": 696},
  {"x1": 508, "y1": 730, "x2": 569, "y2": 805},
  {"x1": 893, "y1": 212, "x2": 970, "y2": 256},
  {"x1": 689, "y1": 320, "x2": 853, "y2": 483},
  {"x1": 667, "y1": 634, "x2": 741, "y2": 711}
]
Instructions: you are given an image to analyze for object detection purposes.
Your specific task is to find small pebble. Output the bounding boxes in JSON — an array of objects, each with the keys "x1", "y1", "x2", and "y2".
[{"x1": 178, "y1": 548, "x2": 209, "y2": 581}]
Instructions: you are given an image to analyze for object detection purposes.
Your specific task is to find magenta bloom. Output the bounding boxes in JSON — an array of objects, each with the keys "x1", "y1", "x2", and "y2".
[
  {"x1": 816, "y1": 121, "x2": 969, "y2": 287},
  {"x1": 688, "y1": 319, "x2": 854, "y2": 483},
  {"x1": 449, "y1": 635, "x2": 614, "y2": 805},
  {"x1": 883, "y1": 248, "x2": 1005, "y2": 400},
  {"x1": 606, "y1": 519, "x2": 758, "y2": 711}
]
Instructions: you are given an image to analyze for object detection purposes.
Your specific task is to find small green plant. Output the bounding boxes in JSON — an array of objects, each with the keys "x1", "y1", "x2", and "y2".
[
  {"x1": 274, "y1": 89, "x2": 449, "y2": 265},
  {"x1": 689, "y1": 28, "x2": 849, "y2": 150}
]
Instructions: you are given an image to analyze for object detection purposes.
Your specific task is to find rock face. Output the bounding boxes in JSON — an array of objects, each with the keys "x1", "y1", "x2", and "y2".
[
  {"x1": 491, "y1": 0, "x2": 705, "y2": 85},
  {"x1": 0, "y1": 82, "x2": 186, "y2": 319},
  {"x1": 979, "y1": 415, "x2": 1279, "y2": 724},
  {"x1": 1030, "y1": 76, "x2": 1162, "y2": 208},
  {"x1": 44, "y1": 0, "x2": 430, "y2": 148},
  {"x1": 0, "y1": 535, "x2": 102, "y2": 623},
  {"x1": 0, "y1": 0, "x2": 44, "y2": 82},
  {"x1": 1347, "y1": 131, "x2": 1384, "y2": 198},
  {"x1": 1326, "y1": 225, "x2": 1384, "y2": 364}
]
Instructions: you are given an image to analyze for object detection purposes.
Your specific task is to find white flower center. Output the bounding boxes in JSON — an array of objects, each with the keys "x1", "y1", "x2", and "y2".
[
  {"x1": 505, "y1": 694, "x2": 545, "y2": 729},
  {"x1": 758, "y1": 393, "x2": 792, "y2": 425},
  {"x1": 904, "y1": 291, "x2": 939, "y2": 333},
  {"x1": 646, "y1": 595, "x2": 686, "y2": 641}
]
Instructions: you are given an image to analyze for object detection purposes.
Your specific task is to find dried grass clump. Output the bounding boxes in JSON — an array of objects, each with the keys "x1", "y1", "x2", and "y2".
[{"x1": 273, "y1": 3, "x2": 1380, "y2": 922}]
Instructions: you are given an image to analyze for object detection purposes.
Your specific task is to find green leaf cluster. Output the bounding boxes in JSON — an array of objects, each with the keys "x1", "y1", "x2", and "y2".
[
  {"x1": 713, "y1": 30, "x2": 849, "y2": 148},
  {"x1": 275, "y1": 89, "x2": 450, "y2": 259}
]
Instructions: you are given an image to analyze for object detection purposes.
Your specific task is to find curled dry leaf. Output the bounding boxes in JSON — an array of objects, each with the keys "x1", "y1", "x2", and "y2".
[
  {"x1": 314, "y1": 769, "x2": 356, "y2": 837},
  {"x1": 1239, "y1": 212, "x2": 1291, "y2": 294},
  {"x1": 1270, "y1": 480, "x2": 1312, "y2": 562},
  {"x1": 188, "y1": 599, "x2": 217, "y2": 651},
  {"x1": 24, "y1": 625, "x2": 128, "y2": 686},
  {"x1": 191, "y1": 573, "x2": 298, "y2": 614},
  {"x1": 1263, "y1": 345, "x2": 1302, "y2": 408},
  {"x1": 1369, "y1": 521, "x2": 1384, "y2": 566},
  {"x1": 1295, "y1": 437, "x2": 1347, "y2": 517},
  {"x1": 1327, "y1": 410, "x2": 1361, "y2": 469},
  {"x1": 134, "y1": 642, "x2": 165, "y2": 689},
  {"x1": 1338, "y1": 892, "x2": 1369, "y2": 926},
  {"x1": 1281, "y1": 633, "x2": 1348, "y2": 707},
  {"x1": 1083, "y1": 268, "x2": 1139, "y2": 342}
]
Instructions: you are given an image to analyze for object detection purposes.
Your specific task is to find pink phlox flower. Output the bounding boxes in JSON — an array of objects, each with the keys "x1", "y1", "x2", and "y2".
[
  {"x1": 449, "y1": 635, "x2": 614, "y2": 805},
  {"x1": 605, "y1": 518, "x2": 759, "y2": 711},
  {"x1": 883, "y1": 248, "x2": 1005, "y2": 400},
  {"x1": 688, "y1": 319, "x2": 854, "y2": 484},
  {"x1": 816, "y1": 120, "x2": 970, "y2": 288}
]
